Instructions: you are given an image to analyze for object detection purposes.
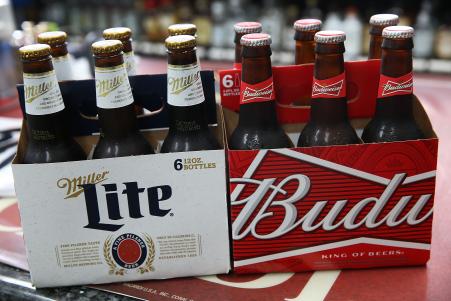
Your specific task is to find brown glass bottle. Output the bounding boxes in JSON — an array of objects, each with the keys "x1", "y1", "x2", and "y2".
[
  {"x1": 362, "y1": 26, "x2": 425, "y2": 142},
  {"x1": 19, "y1": 44, "x2": 85, "y2": 163},
  {"x1": 91, "y1": 40, "x2": 153, "y2": 159},
  {"x1": 233, "y1": 22, "x2": 262, "y2": 69},
  {"x1": 37, "y1": 31, "x2": 75, "y2": 81},
  {"x1": 368, "y1": 14, "x2": 399, "y2": 59},
  {"x1": 168, "y1": 23, "x2": 197, "y2": 37},
  {"x1": 294, "y1": 19, "x2": 322, "y2": 65},
  {"x1": 229, "y1": 33, "x2": 292, "y2": 150},
  {"x1": 161, "y1": 35, "x2": 220, "y2": 153},
  {"x1": 297, "y1": 31, "x2": 361, "y2": 147}
]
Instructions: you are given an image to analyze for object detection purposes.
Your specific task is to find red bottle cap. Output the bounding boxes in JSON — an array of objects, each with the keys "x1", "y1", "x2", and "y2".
[
  {"x1": 233, "y1": 22, "x2": 263, "y2": 34},
  {"x1": 293, "y1": 19, "x2": 322, "y2": 32},
  {"x1": 241, "y1": 33, "x2": 272, "y2": 47},
  {"x1": 369, "y1": 14, "x2": 399, "y2": 26},
  {"x1": 314, "y1": 30, "x2": 346, "y2": 44},
  {"x1": 383, "y1": 26, "x2": 415, "y2": 39}
]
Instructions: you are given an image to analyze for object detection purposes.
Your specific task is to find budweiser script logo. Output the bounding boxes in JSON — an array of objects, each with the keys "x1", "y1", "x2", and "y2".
[
  {"x1": 241, "y1": 83, "x2": 274, "y2": 103},
  {"x1": 231, "y1": 149, "x2": 434, "y2": 240},
  {"x1": 96, "y1": 74, "x2": 127, "y2": 97},
  {"x1": 57, "y1": 171, "x2": 109, "y2": 199},
  {"x1": 312, "y1": 80, "x2": 344, "y2": 97},
  {"x1": 25, "y1": 80, "x2": 54, "y2": 103},
  {"x1": 168, "y1": 70, "x2": 200, "y2": 95},
  {"x1": 382, "y1": 78, "x2": 413, "y2": 96}
]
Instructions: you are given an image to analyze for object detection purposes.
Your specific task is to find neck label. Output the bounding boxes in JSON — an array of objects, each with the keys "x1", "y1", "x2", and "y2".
[
  {"x1": 312, "y1": 72, "x2": 346, "y2": 99},
  {"x1": 124, "y1": 51, "x2": 137, "y2": 76},
  {"x1": 53, "y1": 54, "x2": 74, "y2": 81},
  {"x1": 378, "y1": 72, "x2": 413, "y2": 98},
  {"x1": 95, "y1": 64, "x2": 134, "y2": 109},
  {"x1": 23, "y1": 70, "x2": 65, "y2": 116},
  {"x1": 167, "y1": 62, "x2": 205, "y2": 107},
  {"x1": 240, "y1": 76, "x2": 275, "y2": 104}
]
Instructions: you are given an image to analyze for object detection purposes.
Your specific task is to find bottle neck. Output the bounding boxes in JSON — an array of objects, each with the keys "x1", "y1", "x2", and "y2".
[
  {"x1": 234, "y1": 33, "x2": 244, "y2": 65},
  {"x1": 241, "y1": 45, "x2": 272, "y2": 84},
  {"x1": 368, "y1": 34, "x2": 383, "y2": 59},
  {"x1": 295, "y1": 40, "x2": 316, "y2": 64},
  {"x1": 50, "y1": 43, "x2": 69, "y2": 58},
  {"x1": 381, "y1": 41, "x2": 413, "y2": 77},
  {"x1": 314, "y1": 44, "x2": 345, "y2": 79}
]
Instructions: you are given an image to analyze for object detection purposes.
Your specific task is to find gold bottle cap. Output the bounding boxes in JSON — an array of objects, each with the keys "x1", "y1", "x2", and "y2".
[
  {"x1": 92, "y1": 40, "x2": 123, "y2": 55},
  {"x1": 19, "y1": 44, "x2": 51, "y2": 60},
  {"x1": 168, "y1": 23, "x2": 197, "y2": 36},
  {"x1": 37, "y1": 31, "x2": 67, "y2": 46},
  {"x1": 165, "y1": 35, "x2": 196, "y2": 50},
  {"x1": 103, "y1": 27, "x2": 132, "y2": 41}
]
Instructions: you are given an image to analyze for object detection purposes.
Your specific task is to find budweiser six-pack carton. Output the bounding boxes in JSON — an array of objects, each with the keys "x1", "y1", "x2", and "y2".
[
  {"x1": 12, "y1": 71, "x2": 231, "y2": 287},
  {"x1": 219, "y1": 60, "x2": 438, "y2": 274}
]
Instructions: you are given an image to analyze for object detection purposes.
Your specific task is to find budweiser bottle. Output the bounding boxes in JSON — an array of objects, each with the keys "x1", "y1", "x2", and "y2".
[
  {"x1": 368, "y1": 14, "x2": 399, "y2": 59},
  {"x1": 168, "y1": 23, "x2": 197, "y2": 36},
  {"x1": 297, "y1": 30, "x2": 361, "y2": 147},
  {"x1": 362, "y1": 26, "x2": 425, "y2": 142},
  {"x1": 37, "y1": 31, "x2": 75, "y2": 81},
  {"x1": 91, "y1": 40, "x2": 153, "y2": 159},
  {"x1": 19, "y1": 44, "x2": 85, "y2": 163},
  {"x1": 233, "y1": 22, "x2": 262, "y2": 69},
  {"x1": 229, "y1": 33, "x2": 292, "y2": 150},
  {"x1": 294, "y1": 19, "x2": 322, "y2": 65},
  {"x1": 161, "y1": 35, "x2": 220, "y2": 153},
  {"x1": 103, "y1": 27, "x2": 136, "y2": 75}
]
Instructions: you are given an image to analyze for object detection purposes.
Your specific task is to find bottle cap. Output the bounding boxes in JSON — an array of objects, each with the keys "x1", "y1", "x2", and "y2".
[
  {"x1": 168, "y1": 23, "x2": 197, "y2": 36},
  {"x1": 92, "y1": 40, "x2": 123, "y2": 55},
  {"x1": 240, "y1": 33, "x2": 272, "y2": 47},
  {"x1": 165, "y1": 35, "x2": 196, "y2": 50},
  {"x1": 234, "y1": 22, "x2": 262, "y2": 34},
  {"x1": 103, "y1": 27, "x2": 132, "y2": 41},
  {"x1": 369, "y1": 14, "x2": 399, "y2": 26},
  {"x1": 293, "y1": 19, "x2": 322, "y2": 31},
  {"x1": 37, "y1": 31, "x2": 67, "y2": 46},
  {"x1": 314, "y1": 30, "x2": 346, "y2": 43},
  {"x1": 382, "y1": 26, "x2": 414, "y2": 39},
  {"x1": 19, "y1": 44, "x2": 51, "y2": 60}
]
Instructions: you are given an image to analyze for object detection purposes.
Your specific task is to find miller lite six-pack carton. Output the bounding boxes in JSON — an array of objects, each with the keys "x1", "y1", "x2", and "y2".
[
  {"x1": 12, "y1": 72, "x2": 231, "y2": 287},
  {"x1": 219, "y1": 60, "x2": 438, "y2": 273}
]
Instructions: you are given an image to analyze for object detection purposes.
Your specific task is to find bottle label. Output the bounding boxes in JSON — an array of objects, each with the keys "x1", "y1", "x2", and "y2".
[
  {"x1": 95, "y1": 64, "x2": 134, "y2": 109},
  {"x1": 167, "y1": 62, "x2": 205, "y2": 107},
  {"x1": 124, "y1": 51, "x2": 137, "y2": 76},
  {"x1": 378, "y1": 72, "x2": 413, "y2": 98},
  {"x1": 53, "y1": 54, "x2": 74, "y2": 81},
  {"x1": 240, "y1": 76, "x2": 275, "y2": 104},
  {"x1": 311, "y1": 72, "x2": 346, "y2": 99},
  {"x1": 23, "y1": 70, "x2": 65, "y2": 116}
]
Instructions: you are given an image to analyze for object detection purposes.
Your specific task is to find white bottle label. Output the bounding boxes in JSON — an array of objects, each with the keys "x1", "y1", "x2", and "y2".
[
  {"x1": 124, "y1": 51, "x2": 137, "y2": 75},
  {"x1": 95, "y1": 63, "x2": 134, "y2": 109},
  {"x1": 167, "y1": 62, "x2": 205, "y2": 107},
  {"x1": 23, "y1": 70, "x2": 65, "y2": 116},
  {"x1": 53, "y1": 54, "x2": 74, "y2": 81}
]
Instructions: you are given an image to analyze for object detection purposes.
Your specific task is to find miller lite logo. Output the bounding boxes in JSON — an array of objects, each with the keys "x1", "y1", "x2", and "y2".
[
  {"x1": 311, "y1": 72, "x2": 346, "y2": 99},
  {"x1": 378, "y1": 72, "x2": 413, "y2": 98},
  {"x1": 240, "y1": 77, "x2": 275, "y2": 104},
  {"x1": 228, "y1": 141, "x2": 437, "y2": 272}
]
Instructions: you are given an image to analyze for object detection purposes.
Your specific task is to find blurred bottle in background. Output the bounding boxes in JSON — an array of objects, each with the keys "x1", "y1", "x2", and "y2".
[
  {"x1": 0, "y1": 0, "x2": 18, "y2": 99},
  {"x1": 343, "y1": 6, "x2": 362, "y2": 60},
  {"x1": 413, "y1": 0, "x2": 435, "y2": 58},
  {"x1": 260, "y1": 0, "x2": 283, "y2": 50},
  {"x1": 435, "y1": 17, "x2": 451, "y2": 60}
]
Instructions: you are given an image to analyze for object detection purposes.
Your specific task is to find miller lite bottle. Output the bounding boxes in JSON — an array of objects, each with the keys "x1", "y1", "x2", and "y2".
[
  {"x1": 297, "y1": 31, "x2": 361, "y2": 147},
  {"x1": 229, "y1": 33, "x2": 292, "y2": 150},
  {"x1": 233, "y1": 22, "x2": 262, "y2": 69},
  {"x1": 362, "y1": 26, "x2": 425, "y2": 142},
  {"x1": 161, "y1": 35, "x2": 220, "y2": 153},
  {"x1": 19, "y1": 44, "x2": 85, "y2": 163},
  {"x1": 294, "y1": 19, "x2": 322, "y2": 65},
  {"x1": 368, "y1": 14, "x2": 399, "y2": 59},
  {"x1": 103, "y1": 27, "x2": 136, "y2": 75},
  {"x1": 92, "y1": 40, "x2": 153, "y2": 158},
  {"x1": 37, "y1": 31, "x2": 75, "y2": 81},
  {"x1": 168, "y1": 23, "x2": 197, "y2": 37}
]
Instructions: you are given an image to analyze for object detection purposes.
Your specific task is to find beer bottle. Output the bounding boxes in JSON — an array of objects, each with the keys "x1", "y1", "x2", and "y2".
[
  {"x1": 103, "y1": 27, "x2": 136, "y2": 75},
  {"x1": 362, "y1": 26, "x2": 425, "y2": 142},
  {"x1": 294, "y1": 19, "x2": 322, "y2": 65},
  {"x1": 168, "y1": 23, "x2": 197, "y2": 36},
  {"x1": 297, "y1": 31, "x2": 361, "y2": 147},
  {"x1": 91, "y1": 40, "x2": 154, "y2": 158},
  {"x1": 19, "y1": 44, "x2": 85, "y2": 163},
  {"x1": 229, "y1": 33, "x2": 292, "y2": 150},
  {"x1": 161, "y1": 35, "x2": 220, "y2": 153},
  {"x1": 233, "y1": 22, "x2": 262, "y2": 69},
  {"x1": 368, "y1": 14, "x2": 399, "y2": 59},
  {"x1": 37, "y1": 31, "x2": 75, "y2": 81}
]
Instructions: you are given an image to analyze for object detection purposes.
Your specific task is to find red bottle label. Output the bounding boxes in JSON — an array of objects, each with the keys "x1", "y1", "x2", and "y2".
[
  {"x1": 378, "y1": 72, "x2": 413, "y2": 98},
  {"x1": 311, "y1": 72, "x2": 346, "y2": 99},
  {"x1": 240, "y1": 76, "x2": 275, "y2": 104}
]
